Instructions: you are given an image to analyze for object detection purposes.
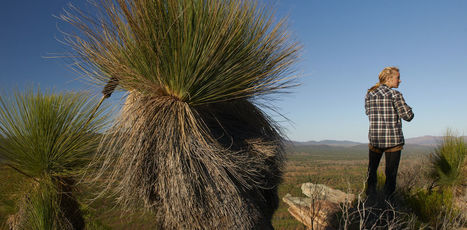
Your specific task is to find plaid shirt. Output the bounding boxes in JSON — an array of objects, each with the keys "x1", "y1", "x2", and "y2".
[{"x1": 365, "y1": 84, "x2": 414, "y2": 148}]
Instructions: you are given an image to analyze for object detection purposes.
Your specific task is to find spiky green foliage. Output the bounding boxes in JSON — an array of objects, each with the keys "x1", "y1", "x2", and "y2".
[
  {"x1": 60, "y1": 0, "x2": 299, "y2": 229},
  {"x1": 429, "y1": 132, "x2": 466, "y2": 190},
  {"x1": 0, "y1": 89, "x2": 107, "y2": 179},
  {"x1": 0, "y1": 89, "x2": 108, "y2": 229},
  {"x1": 61, "y1": 0, "x2": 299, "y2": 105}
]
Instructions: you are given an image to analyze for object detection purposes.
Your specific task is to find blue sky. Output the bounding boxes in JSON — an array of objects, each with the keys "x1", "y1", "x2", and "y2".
[{"x1": 1, "y1": 1, "x2": 467, "y2": 142}]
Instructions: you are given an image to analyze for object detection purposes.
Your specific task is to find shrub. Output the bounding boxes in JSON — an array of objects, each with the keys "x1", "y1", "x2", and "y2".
[
  {"x1": 429, "y1": 132, "x2": 466, "y2": 190},
  {"x1": 406, "y1": 188, "x2": 453, "y2": 223},
  {"x1": 0, "y1": 88, "x2": 108, "y2": 229}
]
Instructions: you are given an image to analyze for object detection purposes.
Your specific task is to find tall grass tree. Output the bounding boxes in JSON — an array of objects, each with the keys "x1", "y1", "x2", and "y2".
[
  {"x1": 60, "y1": 0, "x2": 300, "y2": 229},
  {"x1": 0, "y1": 89, "x2": 108, "y2": 230}
]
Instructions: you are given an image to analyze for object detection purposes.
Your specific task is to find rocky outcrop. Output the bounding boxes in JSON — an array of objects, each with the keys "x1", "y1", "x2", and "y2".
[{"x1": 282, "y1": 183, "x2": 355, "y2": 229}]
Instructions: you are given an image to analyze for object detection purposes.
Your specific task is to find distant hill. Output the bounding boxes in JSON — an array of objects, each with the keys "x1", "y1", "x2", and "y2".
[
  {"x1": 286, "y1": 136, "x2": 451, "y2": 156},
  {"x1": 292, "y1": 140, "x2": 362, "y2": 147},
  {"x1": 405, "y1": 136, "x2": 442, "y2": 146},
  {"x1": 291, "y1": 135, "x2": 467, "y2": 148},
  {"x1": 405, "y1": 135, "x2": 467, "y2": 146},
  {"x1": 287, "y1": 142, "x2": 432, "y2": 156}
]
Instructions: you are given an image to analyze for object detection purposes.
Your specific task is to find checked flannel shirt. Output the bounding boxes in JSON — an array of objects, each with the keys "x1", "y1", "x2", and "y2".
[{"x1": 365, "y1": 84, "x2": 414, "y2": 149}]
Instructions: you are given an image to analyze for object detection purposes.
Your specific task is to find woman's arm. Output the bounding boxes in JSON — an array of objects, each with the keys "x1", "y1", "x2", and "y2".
[
  {"x1": 393, "y1": 91, "x2": 414, "y2": 121},
  {"x1": 365, "y1": 94, "x2": 370, "y2": 115}
]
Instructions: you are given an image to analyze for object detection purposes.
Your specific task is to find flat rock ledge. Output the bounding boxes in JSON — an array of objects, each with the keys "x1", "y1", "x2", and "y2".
[{"x1": 283, "y1": 183, "x2": 355, "y2": 230}]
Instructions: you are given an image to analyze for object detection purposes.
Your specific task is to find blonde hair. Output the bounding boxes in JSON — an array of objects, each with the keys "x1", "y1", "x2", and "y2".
[{"x1": 368, "y1": 66, "x2": 399, "y2": 92}]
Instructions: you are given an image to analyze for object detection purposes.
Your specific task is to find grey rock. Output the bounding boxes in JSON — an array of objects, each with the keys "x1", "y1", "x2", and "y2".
[
  {"x1": 301, "y1": 183, "x2": 355, "y2": 204},
  {"x1": 283, "y1": 183, "x2": 356, "y2": 229}
]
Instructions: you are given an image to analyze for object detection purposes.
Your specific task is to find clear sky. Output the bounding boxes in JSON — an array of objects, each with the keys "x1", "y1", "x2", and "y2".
[{"x1": 1, "y1": 1, "x2": 467, "y2": 142}]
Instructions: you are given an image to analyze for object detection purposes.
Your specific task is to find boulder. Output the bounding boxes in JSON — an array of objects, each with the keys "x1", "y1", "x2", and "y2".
[
  {"x1": 282, "y1": 183, "x2": 355, "y2": 229},
  {"x1": 301, "y1": 183, "x2": 355, "y2": 204}
]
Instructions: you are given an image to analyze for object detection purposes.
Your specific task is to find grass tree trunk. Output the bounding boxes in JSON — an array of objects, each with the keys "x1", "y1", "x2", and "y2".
[
  {"x1": 56, "y1": 178, "x2": 85, "y2": 230},
  {"x1": 60, "y1": 0, "x2": 300, "y2": 229},
  {"x1": 96, "y1": 93, "x2": 285, "y2": 228},
  {"x1": 7, "y1": 179, "x2": 84, "y2": 230}
]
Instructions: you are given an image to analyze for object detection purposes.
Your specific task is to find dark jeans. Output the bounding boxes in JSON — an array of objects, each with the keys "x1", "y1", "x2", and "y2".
[{"x1": 366, "y1": 149, "x2": 401, "y2": 197}]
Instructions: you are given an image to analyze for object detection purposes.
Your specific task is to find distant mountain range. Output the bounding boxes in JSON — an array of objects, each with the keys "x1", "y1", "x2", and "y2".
[
  {"x1": 291, "y1": 135, "x2": 467, "y2": 147},
  {"x1": 292, "y1": 140, "x2": 362, "y2": 147},
  {"x1": 405, "y1": 136, "x2": 444, "y2": 146}
]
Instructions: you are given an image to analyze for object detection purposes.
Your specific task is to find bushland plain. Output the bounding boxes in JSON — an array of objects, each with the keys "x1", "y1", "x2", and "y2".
[
  {"x1": 0, "y1": 142, "x2": 433, "y2": 229},
  {"x1": 273, "y1": 143, "x2": 432, "y2": 229}
]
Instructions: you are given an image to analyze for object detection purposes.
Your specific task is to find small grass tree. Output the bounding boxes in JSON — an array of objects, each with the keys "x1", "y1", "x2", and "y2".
[
  {"x1": 0, "y1": 89, "x2": 108, "y2": 230},
  {"x1": 429, "y1": 131, "x2": 466, "y2": 192},
  {"x1": 60, "y1": 0, "x2": 300, "y2": 229},
  {"x1": 403, "y1": 131, "x2": 467, "y2": 228}
]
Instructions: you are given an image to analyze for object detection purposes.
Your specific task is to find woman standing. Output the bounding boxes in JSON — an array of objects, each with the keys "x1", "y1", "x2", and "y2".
[{"x1": 365, "y1": 66, "x2": 414, "y2": 198}]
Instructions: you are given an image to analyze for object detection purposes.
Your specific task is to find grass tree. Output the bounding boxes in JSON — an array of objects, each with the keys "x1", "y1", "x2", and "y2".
[
  {"x1": 429, "y1": 131, "x2": 466, "y2": 193},
  {"x1": 0, "y1": 89, "x2": 108, "y2": 230},
  {"x1": 402, "y1": 131, "x2": 467, "y2": 228},
  {"x1": 61, "y1": 0, "x2": 300, "y2": 229}
]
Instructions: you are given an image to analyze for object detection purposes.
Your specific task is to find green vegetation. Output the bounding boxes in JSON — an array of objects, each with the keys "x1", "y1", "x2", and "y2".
[
  {"x1": 0, "y1": 89, "x2": 108, "y2": 229},
  {"x1": 429, "y1": 132, "x2": 466, "y2": 190},
  {"x1": 402, "y1": 132, "x2": 466, "y2": 229},
  {"x1": 61, "y1": 0, "x2": 299, "y2": 105},
  {"x1": 406, "y1": 188, "x2": 454, "y2": 223}
]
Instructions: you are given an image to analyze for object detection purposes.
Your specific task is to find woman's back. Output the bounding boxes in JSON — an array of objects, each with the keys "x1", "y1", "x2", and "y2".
[{"x1": 365, "y1": 84, "x2": 414, "y2": 149}]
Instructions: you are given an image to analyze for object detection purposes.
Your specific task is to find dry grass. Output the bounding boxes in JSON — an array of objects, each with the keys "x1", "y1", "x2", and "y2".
[{"x1": 85, "y1": 92, "x2": 285, "y2": 229}]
